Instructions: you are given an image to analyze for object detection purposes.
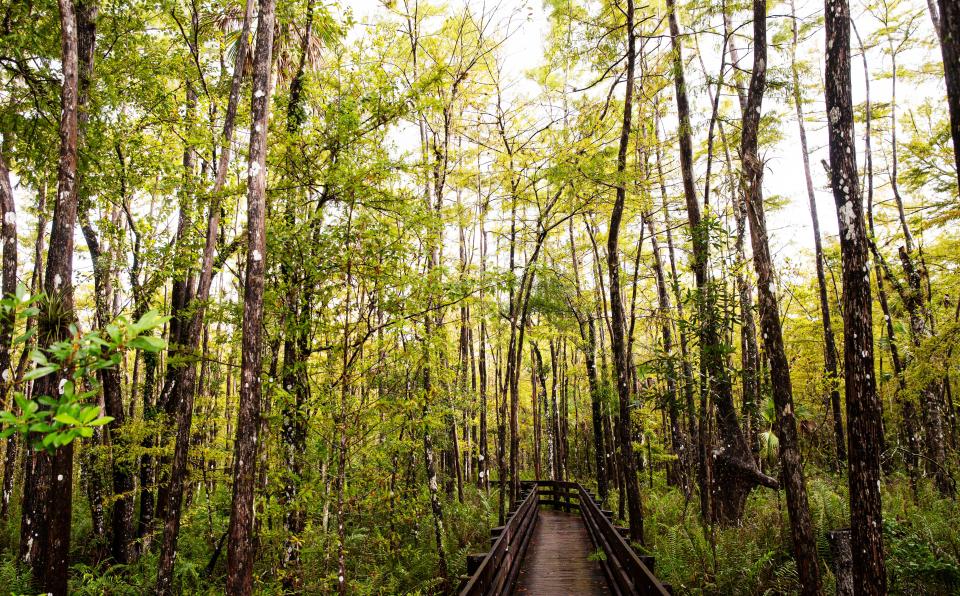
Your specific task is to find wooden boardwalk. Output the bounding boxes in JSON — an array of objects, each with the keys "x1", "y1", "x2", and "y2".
[
  {"x1": 513, "y1": 509, "x2": 611, "y2": 595},
  {"x1": 459, "y1": 481, "x2": 669, "y2": 596}
]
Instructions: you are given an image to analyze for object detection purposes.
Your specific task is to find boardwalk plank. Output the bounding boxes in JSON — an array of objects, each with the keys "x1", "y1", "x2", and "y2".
[{"x1": 513, "y1": 509, "x2": 610, "y2": 596}]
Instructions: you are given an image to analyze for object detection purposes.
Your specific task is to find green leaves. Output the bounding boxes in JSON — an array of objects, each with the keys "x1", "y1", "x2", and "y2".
[
  {"x1": 0, "y1": 296, "x2": 170, "y2": 453},
  {"x1": 23, "y1": 364, "x2": 57, "y2": 381},
  {"x1": 129, "y1": 335, "x2": 165, "y2": 352}
]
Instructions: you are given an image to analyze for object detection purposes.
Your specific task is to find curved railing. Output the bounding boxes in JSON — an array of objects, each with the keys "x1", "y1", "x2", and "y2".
[{"x1": 459, "y1": 480, "x2": 671, "y2": 595}]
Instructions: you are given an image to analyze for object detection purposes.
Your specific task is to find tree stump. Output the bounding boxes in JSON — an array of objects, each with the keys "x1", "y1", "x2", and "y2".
[{"x1": 828, "y1": 529, "x2": 854, "y2": 596}]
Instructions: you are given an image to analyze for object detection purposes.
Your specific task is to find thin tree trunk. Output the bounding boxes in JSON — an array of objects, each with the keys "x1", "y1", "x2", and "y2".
[
  {"x1": 225, "y1": 0, "x2": 275, "y2": 590},
  {"x1": 155, "y1": 0, "x2": 254, "y2": 586},
  {"x1": 478, "y1": 210, "x2": 489, "y2": 492},
  {"x1": 75, "y1": 2, "x2": 136, "y2": 555},
  {"x1": 740, "y1": 3, "x2": 820, "y2": 589},
  {"x1": 666, "y1": 0, "x2": 770, "y2": 525},
  {"x1": 531, "y1": 343, "x2": 543, "y2": 481},
  {"x1": 852, "y1": 22, "x2": 919, "y2": 488},
  {"x1": 887, "y1": 52, "x2": 914, "y2": 254},
  {"x1": 73, "y1": 0, "x2": 122, "y2": 565},
  {"x1": 549, "y1": 339, "x2": 564, "y2": 481},
  {"x1": 0, "y1": 148, "x2": 18, "y2": 521},
  {"x1": 652, "y1": 126, "x2": 697, "y2": 495},
  {"x1": 569, "y1": 219, "x2": 608, "y2": 503},
  {"x1": 790, "y1": 0, "x2": 846, "y2": 466},
  {"x1": 643, "y1": 212, "x2": 688, "y2": 493},
  {"x1": 335, "y1": 208, "x2": 354, "y2": 595},
  {"x1": 898, "y1": 248, "x2": 954, "y2": 495},
  {"x1": 279, "y1": 4, "x2": 314, "y2": 589},
  {"x1": 6, "y1": 188, "x2": 47, "y2": 523},
  {"x1": 608, "y1": 0, "x2": 643, "y2": 543}
]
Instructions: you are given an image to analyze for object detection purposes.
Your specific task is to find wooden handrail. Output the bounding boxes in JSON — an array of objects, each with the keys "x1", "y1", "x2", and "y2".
[
  {"x1": 574, "y1": 482, "x2": 670, "y2": 595},
  {"x1": 458, "y1": 483, "x2": 540, "y2": 596}
]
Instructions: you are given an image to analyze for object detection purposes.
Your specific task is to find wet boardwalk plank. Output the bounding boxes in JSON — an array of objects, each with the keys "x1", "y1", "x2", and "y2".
[{"x1": 513, "y1": 509, "x2": 610, "y2": 596}]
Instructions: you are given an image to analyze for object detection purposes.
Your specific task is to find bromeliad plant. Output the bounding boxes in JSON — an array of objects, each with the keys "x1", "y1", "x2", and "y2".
[{"x1": 0, "y1": 284, "x2": 168, "y2": 451}]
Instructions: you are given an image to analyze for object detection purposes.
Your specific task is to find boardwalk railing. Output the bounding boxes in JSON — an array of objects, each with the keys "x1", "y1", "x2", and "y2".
[
  {"x1": 458, "y1": 483, "x2": 540, "y2": 596},
  {"x1": 459, "y1": 480, "x2": 671, "y2": 595},
  {"x1": 572, "y1": 482, "x2": 670, "y2": 596}
]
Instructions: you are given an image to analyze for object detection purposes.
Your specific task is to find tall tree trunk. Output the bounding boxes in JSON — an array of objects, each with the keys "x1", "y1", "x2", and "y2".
[
  {"x1": 549, "y1": 339, "x2": 564, "y2": 481},
  {"x1": 887, "y1": 52, "x2": 914, "y2": 254},
  {"x1": 403, "y1": 11, "x2": 450, "y2": 584},
  {"x1": 4, "y1": 186, "x2": 47, "y2": 521},
  {"x1": 937, "y1": 0, "x2": 960, "y2": 182},
  {"x1": 279, "y1": 4, "x2": 314, "y2": 587},
  {"x1": 790, "y1": 0, "x2": 846, "y2": 465},
  {"x1": 496, "y1": 338, "x2": 507, "y2": 524},
  {"x1": 335, "y1": 209, "x2": 354, "y2": 595},
  {"x1": 478, "y1": 208, "x2": 489, "y2": 492},
  {"x1": 644, "y1": 213, "x2": 688, "y2": 493},
  {"x1": 898, "y1": 249, "x2": 954, "y2": 496},
  {"x1": 824, "y1": 0, "x2": 887, "y2": 591},
  {"x1": 81, "y1": 216, "x2": 136, "y2": 563},
  {"x1": 225, "y1": 0, "x2": 275, "y2": 590},
  {"x1": 884, "y1": 51, "x2": 951, "y2": 491},
  {"x1": 154, "y1": 0, "x2": 254, "y2": 587},
  {"x1": 505, "y1": 197, "x2": 521, "y2": 507},
  {"x1": 740, "y1": 3, "x2": 820, "y2": 590},
  {"x1": 653, "y1": 125, "x2": 697, "y2": 493},
  {"x1": 74, "y1": 0, "x2": 138, "y2": 560},
  {"x1": 666, "y1": 0, "x2": 769, "y2": 524},
  {"x1": 20, "y1": 0, "x2": 80, "y2": 590},
  {"x1": 569, "y1": 219, "x2": 608, "y2": 503},
  {"x1": 72, "y1": 0, "x2": 118, "y2": 565},
  {"x1": 531, "y1": 343, "x2": 544, "y2": 481},
  {"x1": 852, "y1": 22, "x2": 919, "y2": 487},
  {"x1": 608, "y1": 0, "x2": 643, "y2": 543}
]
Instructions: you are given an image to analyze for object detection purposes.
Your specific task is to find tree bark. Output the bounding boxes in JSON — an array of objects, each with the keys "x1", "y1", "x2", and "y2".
[
  {"x1": 852, "y1": 21, "x2": 919, "y2": 488},
  {"x1": 824, "y1": 0, "x2": 887, "y2": 591},
  {"x1": 898, "y1": 248, "x2": 954, "y2": 495},
  {"x1": 478, "y1": 207, "x2": 489, "y2": 492},
  {"x1": 653, "y1": 124, "x2": 697, "y2": 496},
  {"x1": 608, "y1": 0, "x2": 643, "y2": 543},
  {"x1": 569, "y1": 219, "x2": 608, "y2": 503},
  {"x1": 73, "y1": 0, "x2": 139, "y2": 562},
  {"x1": 4, "y1": 186, "x2": 46, "y2": 521},
  {"x1": 225, "y1": 0, "x2": 275, "y2": 590},
  {"x1": 644, "y1": 212, "x2": 688, "y2": 493},
  {"x1": 279, "y1": 3, "x2": 314, "y2": 588},
  {"x1": 937, "y1": 0, "x2": 960, "y2": 183},
  {"x1": 829, "y1": 529, "x2": 855, "y2": 596},
  {"x1": 0, "y1": 148, "x2": 17, "y2": 520},
  {"x1": 666, "y1": 0, "x2": 768, "y2": 524},
  {"x1": 20, "y1": 0, "x2": 80, "y2": 590},
  {"x1": 531, "y1": 342, "x2": 544, "y2": 481},
  {"x1": 740, "y1": 2, "x2": 821, "y2": 590}
]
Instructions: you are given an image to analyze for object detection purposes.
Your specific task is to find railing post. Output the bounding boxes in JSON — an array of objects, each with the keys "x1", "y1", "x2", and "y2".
[{"x1": 466, "y1": 553, "x2": 486, "y2": 575}]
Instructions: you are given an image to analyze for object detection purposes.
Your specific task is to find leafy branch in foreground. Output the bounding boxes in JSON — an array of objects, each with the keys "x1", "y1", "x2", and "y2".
[{"x1": 0, "y1": 284, "x2": 168, "y2": 452}]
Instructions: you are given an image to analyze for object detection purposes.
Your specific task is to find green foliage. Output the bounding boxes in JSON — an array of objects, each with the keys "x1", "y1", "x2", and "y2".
[{"x1": 0, "y1": 288, "x2": 168, "y2": 451}]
